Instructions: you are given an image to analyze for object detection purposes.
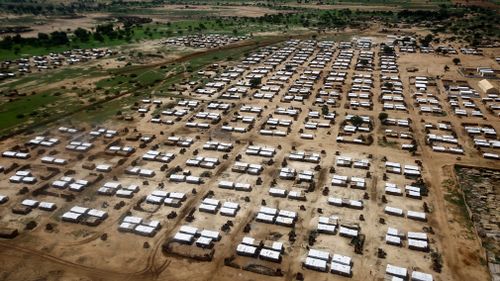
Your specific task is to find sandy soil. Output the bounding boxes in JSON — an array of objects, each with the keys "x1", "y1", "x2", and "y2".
[
  {"x1": 452, "y1": 0, "x2": 499, "y2": 9},
  {"x1": 0, "y1": 13, "x2": 111, "y2": 38},
  {"x1": 154, "y1": 5, "x2": 294, "y2": 18},
  {"x1": 0, "y1": 29, "x2": 498, "y2": 281},
  {"x1": 0, "y1": 4, "x2": 293, "y2": 38},
  {"x1": 286, "y1": 3, "x2": 404, "y2": 11}
]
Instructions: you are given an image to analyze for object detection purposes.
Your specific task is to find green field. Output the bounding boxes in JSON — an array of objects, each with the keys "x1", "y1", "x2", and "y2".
[
  {"x1": 0, "y1": 92, "x2": 57, "y2": 129},
  {"x1": 0, "y1": 2, "x2": 498, "y2": 137},
  {"x1": 1, "y1": 3, "x2": 497, "y2": 61},
  {"x1": 0, "y1": 90, "x2": 82, "y2": 134},
  {"x1": 0, "y1": 36, "x2": 275, "y2": 137},
  {"x1": 0, "y1": 18, "x2": 284, "y2": 60},
  {"x1": 0, "y1": 66, "x2": 105, "y2": 91}
]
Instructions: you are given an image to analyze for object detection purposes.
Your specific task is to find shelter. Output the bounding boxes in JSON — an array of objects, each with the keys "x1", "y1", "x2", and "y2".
[{"x1": 478, "y1": 79, "x2": 498, "y2": 95}]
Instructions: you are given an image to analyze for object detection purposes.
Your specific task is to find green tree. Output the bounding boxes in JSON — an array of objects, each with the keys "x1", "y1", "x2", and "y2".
[
  {"x1": 351, "y1": 115, "x2": 364, "y2": 127},
  {"x1": 378, "y1": 112, "x2": 388, "y2": 122},
  {"x1": 74, "y1": 27, "x2": 90, "y2": 42},
  {"x1": 382, "y1": 45, "x2": 394, "y2": 55},
  {"x1": 409, "y1": 144, "x2": 418, "y2": 155},
  {"x1": 321, "y1": 105, "x2": 329, "y2": 116},
  {"x1": 250, "y1": 77, "x2": 262, "y2": 88},
  {"x1": 94, "y1": 32, "x2": 104, "y2": 42},
  {"x1": 49, "y1": 31, "x2": 69, "y2": 45},
  {"x1": 383, "y1": 82, "x2": 393, "y2": 89},
  {"x1": 420, "y1": 34, "x2": 433, "y2": 47},
  {"x1": 96, "y1": 24, "x2": 114, "y2": 37},
  {"x1": 37, "y1": 33, "x2": 49, "y2": 43}
]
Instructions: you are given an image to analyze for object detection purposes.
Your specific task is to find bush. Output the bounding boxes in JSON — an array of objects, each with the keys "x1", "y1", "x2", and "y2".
[
  {"x1": 25, "y1": 221, "x2": 37, "y2": 230},
  {"x1": 378, "y1": 112, "x2": 388, "y2": 122},
  {"x1": 351, "y1": 115, "x2": 363, "y2": 127}
]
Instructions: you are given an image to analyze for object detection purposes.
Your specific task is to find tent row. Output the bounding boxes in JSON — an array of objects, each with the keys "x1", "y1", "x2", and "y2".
[
  {"x1": 61, "y1": 206, "x2": 108, "y2": 226},
  {"x1": 118, "y1": 215, "x2": 161, "y2": 237},
  {"x1": 386, "y1": 264, "x2": 433, "y2": 281},
  {"x1": 303, "y1": 248, "x2": 353, "y2": 277},
  {"x1": 97, "y1": 182, "x2": 140, "y2": 198},
  {"x1": 218, "y1": 181, "x2": 252, "y2": 192},
  {"x1": 146, "y1": 190, "x2": 187, "y2": 207},
  {"x1": 384, "y1": 206, "x2": 427, "y2": 221},
  {"x1": 255, "y1": 206, "x2": 297, "y2": 227},
  {"x1": 198, "y1": 197, "x2": 240, "y2": 217},
  {"x1": 51, "y1": 176, "x2": 90, "y2": 192},
  {"x1": 172, "y1": 225, "x2": 221, "y2": 248},
  {"x1": 268, "y1": 187, "x2": 306, "y2": 201},
  {"x1": 279, "y1": 167, "x2": 315, "y2": 182},
  {"x1": 9, "y1": 170, "x2": 37, "y2": 184},
  {"x1": 236, "y1": 236, "x2": 285, "y2": 263}
]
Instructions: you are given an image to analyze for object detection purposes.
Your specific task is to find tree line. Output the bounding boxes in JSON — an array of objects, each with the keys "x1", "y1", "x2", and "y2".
[
  {"x1": 0, "y1": 5, "x2": 496, "y2": 55},
  {"x1": 0, "y1": 23, "x2": 135, "y2": 53}
]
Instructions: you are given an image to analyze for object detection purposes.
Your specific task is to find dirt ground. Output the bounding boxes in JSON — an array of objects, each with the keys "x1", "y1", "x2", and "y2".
[
  {"x1": 0, "y1": 13, "x2": 111, "y2": 38},
  {"x1": 153, "y1": 5, "x2": 294, "y2": 18},
  {"x1": 0, "y1": 28, "x2": 498, "y2": 281},
  {"x1": 286, "y1": 3, "x2": 404, "y2": 11},
  {"x1": 0, "y1": 4, "x2": 292, "y2": 38},
  {"x1": 451, "y1": 0, "x2": 499, "y2": 9}
]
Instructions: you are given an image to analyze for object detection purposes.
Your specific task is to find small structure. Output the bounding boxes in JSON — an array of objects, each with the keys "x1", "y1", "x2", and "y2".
[{"x1": 478, "y1": 79, "x2": 498, "y2": 95}]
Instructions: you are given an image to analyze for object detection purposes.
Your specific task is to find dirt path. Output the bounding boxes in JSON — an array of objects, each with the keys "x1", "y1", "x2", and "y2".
[
  {"x1": 0, "y1": 32, "x2": 496, "y2": 281},
  {"x1": 398, "y1": 60, "x2": 492, "y2": 281}
]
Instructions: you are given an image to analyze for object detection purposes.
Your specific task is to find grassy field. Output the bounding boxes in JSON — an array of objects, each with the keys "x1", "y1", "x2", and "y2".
[
  {"x1": 0, "y1": 17, "x2": 285, "y2": 60},
  {"x1": 149, "y1": 0, "x2": 451, "y2": 8},
  {"x1": 0, "y1": 35, "x2": 274, "y2": 137},
  {"x1": 2, "y1": 2, "x2": 493, "y2": 61},
  {"x1": 77, "y1": 35, "x2": 282, "y2": 121},
  {"x1": 0, "y1": 89, "x2": 85, "y2": 135},
  {"x1": 0, "y1": 66, "x2": 105, "y2": 91},
  {"x1": 71, "y1": 94, "x2": 136, "y2": 125},
  {"x1": 0, "y1": 3, "x2": 496, "y2": 136},
  {"x1": 0, "y1": 15, "x2": 40, "y2": 25},
  {"x1": 0, "y1": 65, "x2": 109, "y2": 136},
  {"x1": 0, "y1": 91, "x2": 58, "y2": 130},
  {"x1": 328, "y1": 0, "x2": 449, "y2": 6}
]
